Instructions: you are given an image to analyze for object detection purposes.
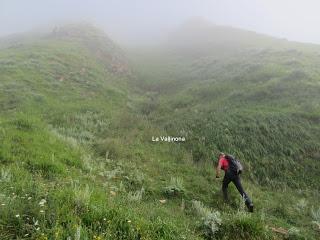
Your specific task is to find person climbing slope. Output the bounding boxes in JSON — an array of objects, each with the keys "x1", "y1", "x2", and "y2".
[{"x1": 216, "y1": 153, "x2": 254, "y2": 212}]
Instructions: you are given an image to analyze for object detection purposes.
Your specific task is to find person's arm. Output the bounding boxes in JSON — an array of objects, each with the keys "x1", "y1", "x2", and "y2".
[{"x1": 216, "y1": 160, "x2": 222, "y2": 178}]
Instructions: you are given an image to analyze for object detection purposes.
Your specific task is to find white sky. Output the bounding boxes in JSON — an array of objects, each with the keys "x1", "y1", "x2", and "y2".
[{"x1": 0, "y1": 0, "x2": 320, "y2": 45}]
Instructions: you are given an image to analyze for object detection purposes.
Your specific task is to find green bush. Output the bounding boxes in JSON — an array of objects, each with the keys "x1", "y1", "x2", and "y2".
[
  {"x1": 13, "y1": 118, "x2": 36, "y2": 131},
  {"x1": 287, "y1": 227, "x2": 306, "y2": 240},
  {"x1": 192, "y1": 200, "x2": 222, "y2": 239},
  {"x1": 164, "y1": 177, "x2": 185, "y2": 197},
  {"x1": 93, "y1": 138, "x2": 124, "y2": 160},
  {"x1": 217, "y1": 212, "x2": 271, "y2": 240}
]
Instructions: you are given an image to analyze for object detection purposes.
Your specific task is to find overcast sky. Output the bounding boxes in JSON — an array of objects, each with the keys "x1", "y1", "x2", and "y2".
[{"x1": 1, "y1": 0, "x2": 320, "y2": 45}]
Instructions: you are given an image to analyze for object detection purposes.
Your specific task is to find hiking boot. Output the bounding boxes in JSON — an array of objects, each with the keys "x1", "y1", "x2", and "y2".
[{"x1": 248, "y1": 204, "x2": 254, "y2": 212}]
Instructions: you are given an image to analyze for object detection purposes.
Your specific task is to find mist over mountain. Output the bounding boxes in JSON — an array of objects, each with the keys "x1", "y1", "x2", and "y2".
[
  {"x1": 0, "y1": 18, "x2": 319, "y2": 240},
  {"x1": 2, "y1": 0, "x2": 320, "y2": 45},
  {"x1": 50, "y1": 23, "x2": 131, "y2": 74},
  {"x1": 166, "y1": 17, "x2": 320, "y2": 58}
]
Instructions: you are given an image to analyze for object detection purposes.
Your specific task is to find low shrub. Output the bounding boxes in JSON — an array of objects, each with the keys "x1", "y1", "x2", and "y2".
[
  {"x1": 93, "y1": 138, "x2": 124, "y2": 160},
  {"x1": 192, "y1": 200, "x2": 222, "y2": 239},
  {"x1": 127, "y1": 187, "x2": 144, "y2": 202},
  {"x1": 164, "y1": 177, "x2": 185, "y2": 197},
  {"x1": 217, "y1": 212, "x2": 271, "y2": 240},
  {"x1": 287, "y1": 227, "x2": 306, "y2": 240},
  {"x1": 13, "y1": 118, "x2": 36, "y2": 131}
]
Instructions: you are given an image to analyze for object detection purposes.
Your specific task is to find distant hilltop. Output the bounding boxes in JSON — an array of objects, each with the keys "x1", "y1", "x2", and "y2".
[
  {"x1": 50, "y1": 23, "x2": 131, "y2": 75},
  {"x1": 166, "y1": 17, "x2": 320, "y2": 57}
]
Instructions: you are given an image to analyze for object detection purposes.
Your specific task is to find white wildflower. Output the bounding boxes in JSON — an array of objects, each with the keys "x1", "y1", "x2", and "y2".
[{"x1": 39, "y1": 199, "x2": 46, "y2": 207}]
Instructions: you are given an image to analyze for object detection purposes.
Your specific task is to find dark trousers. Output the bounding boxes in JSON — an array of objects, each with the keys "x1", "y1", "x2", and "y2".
[{"x1": 222, "y1": 170, "x2": 252, "y2": 208}]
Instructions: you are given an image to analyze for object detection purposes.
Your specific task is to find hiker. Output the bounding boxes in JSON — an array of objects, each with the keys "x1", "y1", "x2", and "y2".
[{"x1": 216, "y1": 153, "x2": 254, "y2": 212}]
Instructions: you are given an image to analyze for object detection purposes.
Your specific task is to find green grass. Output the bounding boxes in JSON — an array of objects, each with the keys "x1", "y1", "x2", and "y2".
[{"x1": 0, "y1": 24, "x2": 319, "y2": 239}]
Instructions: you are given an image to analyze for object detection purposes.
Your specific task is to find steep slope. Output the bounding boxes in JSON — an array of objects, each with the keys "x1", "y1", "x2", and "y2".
[
  {"x1": 133, "y1": 52, "x2": 320, "y2": 187},
  {"x1": 0, "y1": 23, "x2": 319, "y2": 240},
  {"x1": 51, "y1": 23, "x2": 131, "y2": 75},
  {"x1": 134, "y1": 20, "x2": 320, "y2": 175},
  {"x1": 129, "y1": 20, "x2": 320, "y2": 239},
  {"x1": 0, "y1": 24, "x2": 210, "y2": 240},
  {"x1": 0, "y1": 24, "x2": 130, "y2": 113}
]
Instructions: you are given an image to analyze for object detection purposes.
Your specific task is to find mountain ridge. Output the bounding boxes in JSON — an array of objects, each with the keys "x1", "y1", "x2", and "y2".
[{"x1": 165, "y1": 18, "x2": 320, "y2": 58}]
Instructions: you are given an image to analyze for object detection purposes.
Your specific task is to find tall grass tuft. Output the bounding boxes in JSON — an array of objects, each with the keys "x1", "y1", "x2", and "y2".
[
  {"x1": 127, "y1": 187, "x2": 145, "y2": 202},
  {"x1": 192, "y1": 200, "x2": 222, "y2": 239},
  {"x1": 164, "y1": 177, "x2": 185, "y2": 197},
  {"x1": 73, "y1": 183, "x2": 92, "y2": 209},
  {"x1": 0, "y1": 169, "x2": 12, "y2": 182}
]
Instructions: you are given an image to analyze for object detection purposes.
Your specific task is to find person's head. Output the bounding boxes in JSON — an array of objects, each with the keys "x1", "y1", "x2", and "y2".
[{"x1": 219, "y1": 152, "x2": 225, "y2": 158}]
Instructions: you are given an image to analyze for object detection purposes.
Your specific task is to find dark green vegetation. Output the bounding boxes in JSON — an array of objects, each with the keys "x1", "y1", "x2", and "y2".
[{"x1": 0, "y1": 22, "x2": 319, "y2": 239}]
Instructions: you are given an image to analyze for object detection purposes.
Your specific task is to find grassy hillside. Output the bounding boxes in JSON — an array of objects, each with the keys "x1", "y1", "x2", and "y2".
[
  {"x1": 0, "y1": 23, "x2": 319, "y2": 240},
  {"x1": 129, "y1": 21, "x2": 320, "y2": 239},
  {"x1": 131, "y1": 46, "x2": 320, "y2": 188}
]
